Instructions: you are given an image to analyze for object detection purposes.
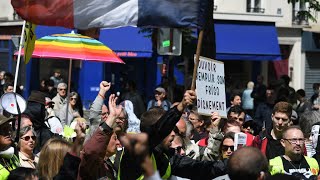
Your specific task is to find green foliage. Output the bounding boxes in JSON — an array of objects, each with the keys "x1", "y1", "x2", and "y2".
[{"x1": 288, "y1": 0, "x2": 320, "y2": 22}]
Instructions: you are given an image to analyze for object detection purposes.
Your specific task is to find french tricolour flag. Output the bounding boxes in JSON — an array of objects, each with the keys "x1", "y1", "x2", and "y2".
[{"x1": 12, "y1": 0, "x2": 208, "y2": 29}]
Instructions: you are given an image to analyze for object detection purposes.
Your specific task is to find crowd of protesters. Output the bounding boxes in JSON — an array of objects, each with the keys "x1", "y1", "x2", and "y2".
[{"x1": 1, "y1": 71, "x2": 320, "y2": 180}]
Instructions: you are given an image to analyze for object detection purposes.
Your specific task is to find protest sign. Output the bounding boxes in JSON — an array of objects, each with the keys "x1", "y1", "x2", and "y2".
[
  {"x1": 311, "y1": 125, "x2": 320, "y2": 150},
  {"x1": 196, "y1": 56, "x2": 226, "y2": 117},
  {"x1": 24, "y1": 22, "x2": 36, "y2": 64},
  {"x1": 234, "y1": 132, "x2": 247, "y2": 151}
]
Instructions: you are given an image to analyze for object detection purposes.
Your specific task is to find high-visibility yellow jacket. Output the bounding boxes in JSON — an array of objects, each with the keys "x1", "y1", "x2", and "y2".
[
  {"x1": 0, "y1": 164, "x2": 10, "y2": 180},
  {"x1": 0, "y1": 155, "x2": 19, "y2": 180},
  {"x1": 269, "y1": 156, "x2": 319, "y2": 175}
]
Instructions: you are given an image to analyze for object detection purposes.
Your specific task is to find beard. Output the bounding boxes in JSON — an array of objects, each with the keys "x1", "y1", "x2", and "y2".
[
  {"x1": 114, "y1": 125, "x2": 123, "y2": 133},
  {"x1": 114, "y1": 122, "x2": 128, "y2": 133}
]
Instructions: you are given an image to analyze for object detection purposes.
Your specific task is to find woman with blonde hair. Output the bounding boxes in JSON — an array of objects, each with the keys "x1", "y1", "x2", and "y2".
[
  {"x1": 38, "y1": 120, "x2": 86, "y2": 179},
  {"x1": 18, "y1": 126, "x2": 38, "y2": 169},
  {"x1": 37, "y1": 138, "x2": 71, "y2": 179}
]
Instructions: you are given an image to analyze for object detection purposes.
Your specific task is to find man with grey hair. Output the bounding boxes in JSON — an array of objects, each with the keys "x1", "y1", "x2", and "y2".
[
  {"x1": 52, "y1": 82, "x2": 67, "y2": 115},
  {"x1": 85, "y1": 81, "x2": 128, "y2": 141}
]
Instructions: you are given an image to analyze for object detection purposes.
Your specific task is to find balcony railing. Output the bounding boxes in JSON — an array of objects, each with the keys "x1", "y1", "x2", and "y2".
[
  {"x1": 292, "y1": 10, "x2": 309, "y2": 25},
  {"x1": 247, "y1": 7, "x2": 265, "y2": 13}
]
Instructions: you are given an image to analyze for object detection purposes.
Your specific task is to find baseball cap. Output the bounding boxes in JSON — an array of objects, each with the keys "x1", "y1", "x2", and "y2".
[
  {"x1": 245, "y1": 114, "x2": 253, "y2": 122},
  {"x1": 155, "y1": 87, "x2": 166, "y2": 94}
]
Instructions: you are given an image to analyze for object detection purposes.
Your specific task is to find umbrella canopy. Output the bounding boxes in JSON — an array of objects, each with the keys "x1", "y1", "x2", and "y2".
[
  {"x1": 15, "y1": 31, "x2": 124, "y2": 125},
  {"x1": 17, "y1": 31, "x2": 124, "y2": 64}
]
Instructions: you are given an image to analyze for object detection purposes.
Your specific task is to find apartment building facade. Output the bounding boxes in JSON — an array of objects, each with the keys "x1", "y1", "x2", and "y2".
[{"x1": 214, "y1": 0, "x2": 320, "y2": 97}]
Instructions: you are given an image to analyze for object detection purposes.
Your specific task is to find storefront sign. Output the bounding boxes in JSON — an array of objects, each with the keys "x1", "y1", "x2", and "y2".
[
  {"x1": 116, "y1": 51, "x2": 138, "y2": 57},
  {"x1": 196, "y1": 56, "x2": 226, "y2": 117}
]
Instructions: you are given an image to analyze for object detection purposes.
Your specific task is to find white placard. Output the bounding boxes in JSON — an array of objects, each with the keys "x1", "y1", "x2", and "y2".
[
  {"x1": 196, "y1": 56, "x2": 227, "y2": 117},
  {"x1": 234, "y1": 132, "x2": 247, "y2": 151}
]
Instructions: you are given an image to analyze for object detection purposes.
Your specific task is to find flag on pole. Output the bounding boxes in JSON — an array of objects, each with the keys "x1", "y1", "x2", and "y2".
[
  {"x1": 201, "y1": 0, "x2": 216, "y2": 59},
  {"x1": 12, "y1": 0, "x2": 208, "y2": 29},
  {"x1": 23, "y1": 22, "x2": 36, "y2": 64}
]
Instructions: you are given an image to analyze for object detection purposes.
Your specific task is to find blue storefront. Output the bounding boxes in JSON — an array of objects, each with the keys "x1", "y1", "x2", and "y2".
[{"x1": 213, "y1": 20, "x2": 282, "y2": 93}]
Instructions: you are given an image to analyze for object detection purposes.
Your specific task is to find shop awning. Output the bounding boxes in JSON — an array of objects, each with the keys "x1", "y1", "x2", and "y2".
[
  {"x1": 99, "y1": 27, "x2": 152, "y2": 58},
  {"x1": 36, "y1": 26, "x2": 72, "y2": 38},
  {"x1": 215, "y1": 21, "x2": 281, "y2": 61}
]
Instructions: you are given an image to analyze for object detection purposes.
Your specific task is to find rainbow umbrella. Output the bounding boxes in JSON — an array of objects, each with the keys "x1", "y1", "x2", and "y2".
[
  {"x1": 16, "y1": 31, "x2": 124, "y2": 93},
  {"x1": 16, "y1": 31, "x2": 124, "y2": 124},
  {"x1": 26, "y1": 31, "x2": 124, "y2": 63}
]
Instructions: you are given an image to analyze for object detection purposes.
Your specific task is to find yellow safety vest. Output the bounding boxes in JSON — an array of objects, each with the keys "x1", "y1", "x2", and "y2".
[
  {"x1": 0, "y1": 164, "x2": 10, "y2": 180},
  {"x1": 269, "y1": 156, "x2": 319, "y2": 175},
  {"x1": 0, "y1": 155, "x2": 19, "y2": 180},
  {"x1": 117, "y1": 150, "x2": 171, "y2": 180}
]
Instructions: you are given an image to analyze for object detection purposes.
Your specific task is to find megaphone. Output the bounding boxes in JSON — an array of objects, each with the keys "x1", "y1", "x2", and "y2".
[{"x1": 0, "y1": 92, "x2": 26, "y2": 115}]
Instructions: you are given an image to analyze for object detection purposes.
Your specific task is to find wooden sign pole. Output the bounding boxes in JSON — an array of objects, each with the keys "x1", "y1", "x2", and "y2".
[{"x1": 191, "y1": 30, "x2": 204, "y2": 91}]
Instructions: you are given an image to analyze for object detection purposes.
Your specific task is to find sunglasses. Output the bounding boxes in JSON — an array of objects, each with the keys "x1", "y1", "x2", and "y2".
[
  {"x1": 117, "y1": 117, "x2": 127, "y2": 121},
  {"x1": 174, "y1": 146, "x2": 184, "y2": 153},
  {"x1": 155, "y1": 91, "x2": 162, "y2": 95},
  {"x1": 21, "y1": 136, "x2": 36, "y2": 141},
  {"x1": 70, "y1": 97, "x2": 77, "y2": 101},
  {"x1": 243, "y1": 122, "x2": 252, "y2": 128},
  {"x1": 59, "y1": 89, "x2": 66, "y2": 91},
  {"x1": 222, "y1": 145, "x2": 234, "y2": 151}
]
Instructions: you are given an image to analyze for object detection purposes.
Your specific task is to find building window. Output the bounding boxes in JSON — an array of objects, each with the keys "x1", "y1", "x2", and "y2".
[
  {"x1": 292, "y1": 0, "x2": 309, "y2": 25},
  {"x1": 247, "y1": 0, "x2": 265, "y2": 13}
]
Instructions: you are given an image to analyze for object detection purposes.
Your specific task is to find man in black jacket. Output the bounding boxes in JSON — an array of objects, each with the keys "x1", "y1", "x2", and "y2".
[
  {"x1": 118, "y1": 90, "x2": 226, "y2": 180},
  {"x1": 24, "y1": 91, "x2": 52, "y2": 154}
]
